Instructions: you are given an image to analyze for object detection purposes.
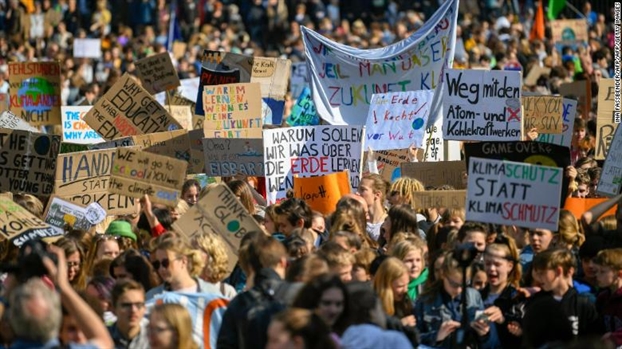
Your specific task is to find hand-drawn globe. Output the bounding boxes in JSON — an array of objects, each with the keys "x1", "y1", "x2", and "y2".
[
  {"x1": 561, "y1": 28, "x2": 576, "y2": 41},
  {"x1": 18, "y1": 77, "x2": 55, "y2": 113}
]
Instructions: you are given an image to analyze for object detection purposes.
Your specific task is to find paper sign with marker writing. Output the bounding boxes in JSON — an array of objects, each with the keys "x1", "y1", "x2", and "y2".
[
  {"x1": 551, "y1": 19, "x2": 588, "y2": 44},
  {"x1": 203, "y1": 138, "x2": 265, "y2": 177},
  {"x1": 363, "y1": 149, "x2": 409, "y2": 182},
  {"x1": 0, "y1": 128, "x2": 59, "y2": 196},
  {"x1": 0, "y1": 111, "x2": 39, "y2": 132},
  {"x1": 202, "y1": 82, "x2": 263, "y2": 131},
  {"x1": 173, "y1": 183, "x2": 263, "y2": 272},
  {"x1": 44, "y1": 196, "x2": 92, "y2": 234},
  {"x1": 61, "y1": 106, "x2": 105, "y2": 144},
  {"x1": 366, "y1": 90, "x2": 432, "y2": 151},
  {"x1": 54, "y1": 149, "x2": 137, "y2": 215},
  {"x1": 263, "y1": 125, "x2": 363, "y2": 205},
  {"x1": 204, "y1": 127, "x2": 263, "y2": 139},
  {"x1": 536, "y1": 98, "x2": 577, "y2": 147},
  {"x1": 413, "y1": 190, "x2": 466, "y2": 209},
  {"x1": 8, "y1": 62, "x2": 62, "y2": 126},
  {"x1": 522, "y1": 96, "x2": 563, "y2": 134},
  {"x1": 73, "y1": 39, "x2": 102, "y2": 59},
  {"x1": 466, "y1": 157, "x2": 562, "y2": 231},
  {"x1": 168, "y1": 105, "x2": 193, "y2": 130},
  {"x1": 401, "y1": 161, "x2": 466, "y2": 189},
  {"x1": 596, "y1": 79, "x2": 615, "y2": 160},
  {"x1": 293, "y1": 172, "x2": 351, "y2": 215},
  {"x1": 135, "y1": 52, "x2": 181, "y2": 95},
  {"x1": 109, "y1": 148, "x2": 188, "y2": 207},
  {"x1": 0, "y1": 198, "x2": 58, "y2": 247},
  {"x1": 287, "y1": 87, "x2": 319, "y2": 127},
  {"x1": 443, "y1": 69, "x2": 522, "y2": 141},
  {"x1": 132, "y1": 129, "x2": 191, "y2": 163},
  {"x1": 83, "y1": 74, "x2": 182, "y2": 140},
  {"x1": 597, "y1": 124, "x2": 622, "y2": 197},
  {"x1": 290, "y1": 62, "x2": 309, "y2": 99}
]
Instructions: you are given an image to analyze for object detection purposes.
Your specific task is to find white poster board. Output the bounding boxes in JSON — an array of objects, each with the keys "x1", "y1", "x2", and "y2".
[{"x1": 73, "y1": 39, "x2": 102, "y2": 59}]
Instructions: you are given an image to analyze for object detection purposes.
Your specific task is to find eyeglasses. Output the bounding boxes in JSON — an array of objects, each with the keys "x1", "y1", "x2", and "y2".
[
  {"x1": 119, "y1": 302, "x2": 145, "y2": 310},
  {"x1": 152, "y1": 257, "x2": 181, "y2": 270},
  {"x1": 67, "y1": 261, "x2": 81, "y2": 269}
]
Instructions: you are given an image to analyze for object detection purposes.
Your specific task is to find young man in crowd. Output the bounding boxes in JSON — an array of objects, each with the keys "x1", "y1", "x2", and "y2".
[{"x1": 108, "y1": 280, "x2": 149, "y2": 348}]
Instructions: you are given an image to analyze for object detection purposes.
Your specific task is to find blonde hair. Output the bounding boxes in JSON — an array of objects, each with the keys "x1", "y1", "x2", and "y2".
[
  {"x1": 155, "y1": 233, "x2": 205, "y2": 277},
  {"x1": 389, "y1": 177, "x2": 425, "y2": 210},
  {"x1": 390, "y1": 238, "x2": 425, "y2": 262},
  {"x1": 601, "y1": 215, "x2": 618, "y2": 231},
  {"x1": 151, "y1": 303, "x2": 199, "y2": 349},
  {"x1": 373, "y1": 257, "x2": 409, "y2": 316},
  {"x1": 485, "y1": 236, "x2": 522, "y2": 288},
  {"x1": 174, "y1": 200, "x2": 190, "y2": 217},
  {"x1": 594, "y1": 248, "x2": 622, "y2": 271},
  {"x1": 557, "y1": 209, "x2": 585, "y2": 247},
  {"x1": 441, "y1": 207, "x2": 466, "y2": 225},
  {"x1": 190, "y1": 232, "x2": 230, "y2": 282},
  {"x1": 12, "y1": 193, "x2": 44, "y2": 218}
]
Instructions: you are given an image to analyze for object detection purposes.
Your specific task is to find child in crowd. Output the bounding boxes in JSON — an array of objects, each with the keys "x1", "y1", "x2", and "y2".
[{"x1": 594, "y1": 248, "x2": 622, "y2": 346}]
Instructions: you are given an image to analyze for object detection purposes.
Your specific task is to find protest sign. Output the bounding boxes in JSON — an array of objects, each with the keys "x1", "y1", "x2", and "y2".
[
  {"x1": 293, "y1": 172, "x2": 351, "y2": 215},
  {"x1": 413, "y1": 190, "x2": 466, "y2": 209},
  {"x1": 43, "y1": 196, "x2": 92, "y2": 234},
  {"x1": 204, "y1": 138, "x2": 264, "y2": 177},
  {"x1": 597, "y1": 124, "x2": 622, "y2": 197},
  {"x1": 564, "y1": 197, "x2": 618, "y2": 220},
  {"x1": 466, "y1": 157, "x2": 562, "y2": 231},
  {"x1": 0, "y1": 128, "x2": 59, "y2": 196},
  {"x1": 366, "y1": 90, "x2": 433, "y2": 150},
  {"x1": 291, "y1": 62, "x2": 309, "y2": 99},
  {"x1": 179, "y1": 77, "x2": 200, "y2": 102},
  {"x1": 60, "y1": 143, "x2": 89, "y2": 154},
  {"x1": 0, "y1": 93, "x2": 9, "y2": 113},
  {"x1": 0, "y1": 198, "x2": 58, "y2": 247},
  {"x1": 187, "y1": 129, "x2": 205, "y2": 174},
  {"x1": 263, "y1": 125, "x2": 363, "y2": 204},
  {"x1": 423, "y1": 117, "x2": 445, "y2": 161},
  {"x1": 551, "y1": 19, "x2": 588, "y2": 45},
  {"x1": 8, "y1": 62, "x2": 62, "y2": 126},
  {"x1": 287, "y1": 87, "x2": 319, "y2": 127},
  {"x1": 524, "y1": 66, "x2": 551, "y2": 87},
  {"x1": 87, "y1": 137, "x2": 134, "y2": 150},
  {"x1": 204, "y1": 127, "x2": 263, "y2": 139},
  {"x1": 301, "y1": 0, "x2": 458, "y2": 127},
  {"x1": 83, "y1": 74, "x2": 182, "y2": 140},
  {"x1": 401, "y1": 161, "x2": 466, "y2": 189},
  {"x1": 522, "y1": 96, "x2": 563, "y2": 134},
  {"x1": 134, "y1": 52, "x2": 181, "y2": 95},
  {"x1": 61, "y1": 106, "x2": 105, "y2": 144},
  {"x1": 194, "y1": 66, "x2": 240, "y2": 116},
  {"x1": 109, "y1": 148, "x2": 188, "y2": 207},
  {"x1": 73, "y1": 38, "x2": 102, "y2": 59},
  {"x1": 132, "y1": 129, "x2": 191, "y2": 163},
  {"x1": 0, "y1": 111, "x2": 39, "y2": 132},
  {"x1": 559, "y1": 81, "x2": 588, "y2": 98},
  {"x1": 442, "y1": 69, "x2": 522, "y2": 141},
  {"x1": 596, "y1": 79, "x2": 615, "y2": 160},
  {"x1": 173, "y1": 183, "x2": 263, "y2": 272},
  {"x1": 364, "y1": 149, "x2": 409, "y2": 182},
  {"x1": 202, "y1": 83, "x2": 263, "y2": 131},
  {"x1": 536, "y1": 98, "x2": 577, "y2": 148},
  {"x1": 168, "y1": 105, "x2": 193, "y2": 130},
  {"x1": 54, "y1": 149, "x2": 137, "y2": 215}
]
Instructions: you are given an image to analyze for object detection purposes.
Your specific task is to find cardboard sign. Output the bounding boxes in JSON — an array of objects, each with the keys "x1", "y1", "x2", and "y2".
[
  {"x1": 61, "y1": 106, "x2": 104, "y2": 144},
  {"x1": 54, "y1": 149, "x2": 137, "y2": 215},
  {"x1": 559, "y1": 81, "x2": 588, "y2": 98},
  {"x1": 0, "y1": 198, "x2": 58, "y2": 247},
  {"x1": 443, "y1": 69, "x2": 522, "y2": 141},
  {"x1": 0, "y1": 93, "x2": 9, "y2": 113},
  {"x1": 204, "y1": 127, "x2": 263, "y2": 139},
  {"x1": 598, "y1": 124, "x2": 622, "y2": 197},
  {"x1": 132, "y1": 129, "x2": 191, "y2": 163},
  {"x1": 73, "y1": 38, "x2": 102, "y2": 59},
  {"x1": 564, "y1": 197, "x2": 618, "y2": 220},
  {"x1": 187, "y1": 129, "x2": 205, "y2": 174},
  {"x1": 8, "y1": 62, "x2": 62, "y2": 126},
  {"x1": 522, "y1": 96, "x2": 563, "y2": 134},
  {"x1": 263, "y1": 125, "x2": 363, "y2": 204},
  {"x1": 287, "y1": 87, "x2": 319, "y2": 127},
  {"x1": 0, "y1": 110, "x2": 39, "y2": 132},
  {"x1": 524, "y1": 66, "x2": 551, "y2": 87},
  {"x1": 88, "y1": 137, "x2": 135, "y2": 150},
  {"x1": 43, "y1": 196, "x2": 92, "y2": 234},
  {"x1": 364, "y1": 149, "x2": 409, "y2": 182},
  {"x1": 466, "y1": 157, "x2": 562, "y2": 230},
  {"x1": 202, "y1": 82, "x2": 263, "y2": 131},
  {"x1": 203, "y1": 138, "x2": 264, "y2": 177},
  {"x1": 83, "y1": 74, "x2": 182, "y2": 140},
  {"x1": 551, "y1": 19, "x2": 588, "y2": 44},
  {"x1": 173, "y1": 183, "x2": 263, "y2": 272},
  {"x1": 168, "y1": 105, "x2": 193, "y2": 130},
  {"x1": 401, "y1": 161, "x2": 466, "y2": 189},
  {"x1": 536, "y1": 98, "x2": 577, "y2": 148},
  {"x1": 135, "y1": 52, "x2": 181, "y2": 95},
  {"x1": 194, "y1": 66, "x2": 240, "y2": 116},
  {"x1": 109, "y1": 148, "x2": 188, "y2": 207},
  {"x1": 596, "y1": 79, "x2": 616, "y2": 160},
  {"x1": 0, "y1": 128, "x2": 59, "y2": 196},
  {"x1": 366, "y1": 90, "x2": 433, "y2": 151},
  {"x1": 413, "y1": 190, "x2": 466, "y2": 209},
  {"x1": 290, "y1": 62, "x2": 309, "y2": 99},
  {"x1": 293, "y1": 172, "x2": 351, "y2": 215}
]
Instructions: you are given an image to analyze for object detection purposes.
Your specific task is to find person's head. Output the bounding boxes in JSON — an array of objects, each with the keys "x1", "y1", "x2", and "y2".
[
  {"x1": 358, "y1": 174, "x2": 389, "y2": 208},
  {"x1": 227, "y1": 179, "x2": 256, "y2": 215},
  {"x1": 382, "y1": 204, "x2": 419, "y2": 243},
  {"x1": 333, "y1": 197, "x2": 376, "y2": 248},
  {"x1": 181, "y1": 179, "x2": 201, "y2": 206},
  {"x1": 433, "y1": 251, "x2": 470, "y2": 299},
  {"x1": 274, "y1": 198, "x2": 313, "y2": 236},
  {"x1": 579, "y1": 235, "x2": 606, "y2": 280},
  {"x1": 110, "y1": 249, "x2": 159, "y2": 291},
  {"x1": 148, "y1": 303, "x2": 198, "y2": 349},
  {"x1": 12, "y1": 193, "x2": 45, "y2": 218},
  {"x1": 85, "y1": 276, "x2": 115, "y2": 313},
  {"x1": 54, "y1": 237, "x2": 85, "y2": 287},
  {"x1": 246, "y1": 233, "x2": 289, "y2": 278},
  {"x1": 59, "y1": 307, "x2": 87, "y2": 345},
  {"x1": 292, "y1": 274, "x2": 349, "y2": 333},
  {"x1": 429, "y1": 250, "x2": 446, "y2": 283},
  {"x1": 331, "y1": 230, "x2": 362, "y2": 253},
  {"x1": 441, "y1": 207, "x2": 466, "y2": 230},
  {"x1": 390, "y1": 238, "x2": 426, "y2": 281},
  {"x1": 190, "y1": 231, "x2": 230, "y2": 283},
  {"x1": 267, "y1": 308, "x2": 337, "y2": 349},
  {"x1": 9, "y1": 278, "x2": 62, "y2": 343},
  {"x1": 311, "y1": 211, "x2": 326, "y2": 234},
  {"x1": 388, "y1": 177, "x2": 425, "y2": 208},
  {"x1": 330, "y1": 209, "x2": 367, "y2": 249},
  {"x1": 111, "y1": 280, "x2": 146, "y2": 335},
  {"x1": 457, "y1": 222, "x2": 489, "y2": 252},
  {"x1": 105, "y1": 220, "x2": 138, "y2": 249},
  {"x1": 573, "y1": 170, "x2": 591, "y2": 198},
  {"x1": 153, "y1": 233, "x2": 205, "y2": 286},
  {"x1": 91, "y1": 234, "x2": 121, "y2": 263},
  {"x1": 471, "y1": 262, "x2": 487, "y2": 290},
  {"x1": 286, "y1": 254, "x2": 330, "y2": 283},
  {"x1": 317, "y1": 241, "x2": 356, "y2": 283},
  {"x1": 264, "y1": 205, "x2": 278, "y2": 234},
  {"x1": 528, "y1": 228, "x2": 556, "y2": 254},
  {"x1": 572, "y1": 118, "x2": 587, "y2": 144},
  {"x1": 352, "y1": 248, "x2": 377, "y2": 282},
  {"x1": 557, "y1": 209, "x2": 585, "y2": 249},
  {"x1": 594, "y1": 248, "x2": 622, "y2": 289},
  {"x1": 532, "y1": 248, "x2": 575, "y2": 292},
  {"x1": 484, "y1": 234, "x2": 522, "y2": 289},
  {"x1": 372, "y1": 257, "x2": 410, "y2": 316}
]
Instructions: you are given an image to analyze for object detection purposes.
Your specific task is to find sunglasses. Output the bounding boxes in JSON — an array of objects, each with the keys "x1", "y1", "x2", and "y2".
[{"x1": 152, "y1": 257, "x2": 180, "y2": 270}]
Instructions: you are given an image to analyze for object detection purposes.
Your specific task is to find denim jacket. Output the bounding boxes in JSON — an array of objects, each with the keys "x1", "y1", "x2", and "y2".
[{"x1": 414, "y1": 287, "x2": 493, "y2": 348}]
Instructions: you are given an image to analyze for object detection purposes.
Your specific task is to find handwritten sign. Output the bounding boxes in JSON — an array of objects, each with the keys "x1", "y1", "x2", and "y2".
[
  {"x1": 551, "y1": 19, "x2": 588, "y2": 44},
  {"x1": 83, "y1": 74, "x2": 182, "y2": 140},
  {"x1": 168, "y1": 105, "x2": 193, "y2": 130},
  {"x1": 524, "y1": 66, "x2": 551, "y2": 87},
  {"x1": 203, "y1": 138, "x2": 264, "y2": 177},
  {"x1": 401, "y1": 161, "x2": 466, "y2": 189},
  {"x1": 290, "y1": 62, "x2": 309, "y2": 99},
  {"x1": 0, "y1": 111, "x2": 39, "y2": 132},
  {"x1": 54, "y1": 149, "x2": 137, "y2": 215},
  {"x1": 597, "y1": 124, "x2": 622, "y2": 197},
  {"x1": 43, "y1": 196, "x2": 91, "y2": 234},
  {"x1": 536, "y1": 98, "x2": 577, "y2": 147},
  {"x1": 263, "y1": 125, "x2": 363, "y2": 204},
  {"x1": 287, "y1": 87, "x2": 319, "y2": 127},
  {"x1": 0, "y1": 128, "x2": 59, "y2": 196},
  {"x1": 596, "y1": 79, "x2": 615, "y2": 160},
  {"x1": 204, "y1": 127, "x2": 263, "y2": 139},
  {"x1": 173, "y1": 183, "x2": 263, "y2": 272},
  {"x1": 0, "y1": 198, "x2": 58, "y2": 247},
  {"x1": 61, "y1": 106, "x2": 104, "y2": 144},
  {"x1": 466, "y1": 157, "x2": 562, "y2": 230},
  {"x1": 293, "y1": 171, "x2": 351, "y2": 215},
  {"x1": 202, "y1": 82, "x2": 263, "y2": 131},
  {"x1": 134, "y1": 52, "x2": 181, "y2": 95},
  {"x1": 188, "y1": 129, "x2": 205, "y2": 174},
  {"x1": 522, "y1": 96, "x2": 563, "y2": 134},
  {"x1": 366, "y1": 90, "x2": 432, "y2": 150},
  {"x1": 109, "y1": 148, "x2": 188, "y2": 207},
  {"x1": 132, "y1": 129, "x2": 191, "y2": 163},
  {"x1": 364, "y1": 149, "x2": 409, "y2": 182},
  {"x1": 8, "y1": 62, "x2": 62, "y2": 126},
  {"x1": 0, "y1": 93, "x2": 9, "y2": 113},
  {"x1": 194, "y1": 66, "x2": 240, "y2": 116},
  {"x1": 413, "y1": 190, "x2": 466, "y2": 209},
  {"x1": 73, "y1": 38, "x2": 102, "y2": 59},
  {"x1": 88, "y1": 137, "x2": 134, "y2": 150},
  {"x1": 443, "y1": 69, "x2": 522, "y2": 141}
]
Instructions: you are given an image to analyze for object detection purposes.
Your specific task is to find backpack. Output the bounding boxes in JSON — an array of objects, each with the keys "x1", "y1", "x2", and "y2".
[{"x1": 245, "y1": 282, "x2": 290, "y2": 348}]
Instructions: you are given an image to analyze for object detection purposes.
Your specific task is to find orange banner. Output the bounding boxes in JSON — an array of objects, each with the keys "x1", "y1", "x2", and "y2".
[
  {"x1": 564, "y1": 197, "x2": 618, "y2": 220},
  {"x1": 293, "y1": 172, "x2": 351, "y2": 215}
]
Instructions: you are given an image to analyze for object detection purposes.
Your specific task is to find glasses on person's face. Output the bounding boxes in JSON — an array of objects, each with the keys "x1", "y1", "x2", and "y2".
[
  {"x1": 152, "y1": 257, "x2": 180, "y2": 270},
  {"x1": 67, "y1": 261, "x2": 81, "y2": 269},
  {"x1": 119, "y1": 302, "x2": 145, "y2": 311}
]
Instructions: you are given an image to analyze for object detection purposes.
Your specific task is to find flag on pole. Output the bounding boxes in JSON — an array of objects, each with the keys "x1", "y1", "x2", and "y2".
[
  {"x1": 531, "y1": 1, "x2": 546, "y2": 40},
  {"x1": 547, "y1": 0, "x2": 567, "y2": 20},
  {"x1": 167, "y1": 0, "x2": 183, "y2": 51}
]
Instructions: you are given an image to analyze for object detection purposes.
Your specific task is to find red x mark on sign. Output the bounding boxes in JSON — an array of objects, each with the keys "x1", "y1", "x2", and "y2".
[{"x1": 507, "y1": 108, "x2": 521, "y2": 122}]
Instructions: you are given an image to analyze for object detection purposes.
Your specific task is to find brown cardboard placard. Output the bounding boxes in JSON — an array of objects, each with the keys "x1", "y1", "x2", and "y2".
[
  {"x1": 204, "y1": 127, "x2": 263, "y2": 139},
  {"x1": 524, "y1": 66, "x2": 551, "y2": 87},
  {"x1": 401, "y1": 161, "x2": 466, "y2": 189},
  {"x1": 132, "y1": 129, "x2": 191, "y2": 163},
  {"x1": 202, "y1": 82, "x2": 263, "y2": 131},
  {"x1": 203, "y1": 138, "x2": 264, "y2": 177},
  {"x1": 413, "y1": 190, "x2": 466, "y2": 209},
  {"x1": 0, "y1": 198, "x2": 58, "y2": 247},
  {"x1": 188, "y1": 129, "x2": 205, "y2": 174},
  {"x1": 596, "y1": 79, "x2": 615, "y2": 160},
  {"x1": 522, "y1": 96, "x2": 564, "y2": 134},
  {"x1": 168, "y1": 105, "x2": 193, "y2": 130},
  {"x1": 8, "y1": 62, "x2": 62, "y2": 126},
  {"x1": 551, "y1": 19, "x2": 588, "y2": 43},
  {"x1": 134, "y1": 52, "x2": 181, "y2": 95}
]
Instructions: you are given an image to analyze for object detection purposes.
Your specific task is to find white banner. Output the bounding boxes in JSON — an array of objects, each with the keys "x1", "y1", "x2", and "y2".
[
  {"x1": 597, "y1": 124, "x2": 622, "y2": 197},
  {"x1": 61, "y1": 106, "x2": 104, "y2": 144}
]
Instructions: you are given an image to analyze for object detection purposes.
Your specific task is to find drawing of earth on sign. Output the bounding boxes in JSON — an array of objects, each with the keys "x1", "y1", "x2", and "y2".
[
  {"x1": 18, "y1": 77, "x2": 56, "y2": 112},
  {"x1": 561, "y1": 28, "x2": 576, "y2": 41}
]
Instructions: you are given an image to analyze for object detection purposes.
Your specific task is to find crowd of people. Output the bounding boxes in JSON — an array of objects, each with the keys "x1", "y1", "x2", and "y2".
[{"x1": 0, "y1": 0, "x2": 620, "y2": 348}]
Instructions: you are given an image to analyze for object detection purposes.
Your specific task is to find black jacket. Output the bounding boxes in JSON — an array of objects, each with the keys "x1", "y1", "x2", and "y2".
[{"x1": 480, "y1": 284, "x2": 527, "y2": 349}]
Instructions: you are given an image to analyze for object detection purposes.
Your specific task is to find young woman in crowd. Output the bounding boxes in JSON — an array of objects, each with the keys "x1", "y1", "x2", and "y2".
[
  {"x1": 55, "y1": 237, "x2": 87, "y2": 290},
  {"x1": 357, "y1": 173, "x2": 389, "y2": 242},
  {"x1": 190, "y1": 231, "x2": 237, "y2": 298},
  {"x1": 380, "y1": 204, "x2": 420, "y2": 249},
  {"x1": 390, "y1": 238, "x2": 428, "y2": 302},
  {"x1": 109, "y1": 249, "x2": 160, "y2": 291},
  {"x1": 373, "y1": 257, "x2": 416, "y2": 327},
  {"x1": 148, "y1": 303, "x2": 199, "y2": 349},
  {"x1": 83, "y1": 234, "x2": 121, "y2": 278},
  {"x1": 267, "y1": 308, "x2": 337, "y2": 349},
  {"x1": 181, "y1": 179, "x2": 201, "y2": 207}
]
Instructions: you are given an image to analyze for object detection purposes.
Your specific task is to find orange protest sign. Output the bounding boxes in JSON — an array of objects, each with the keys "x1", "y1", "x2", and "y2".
[
  {"x1": 563, "y1": 197, "x2": 618, "y2": 220},
  {"x1": 293, "y1": 172, "x2": 351, "y2": 215}
]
